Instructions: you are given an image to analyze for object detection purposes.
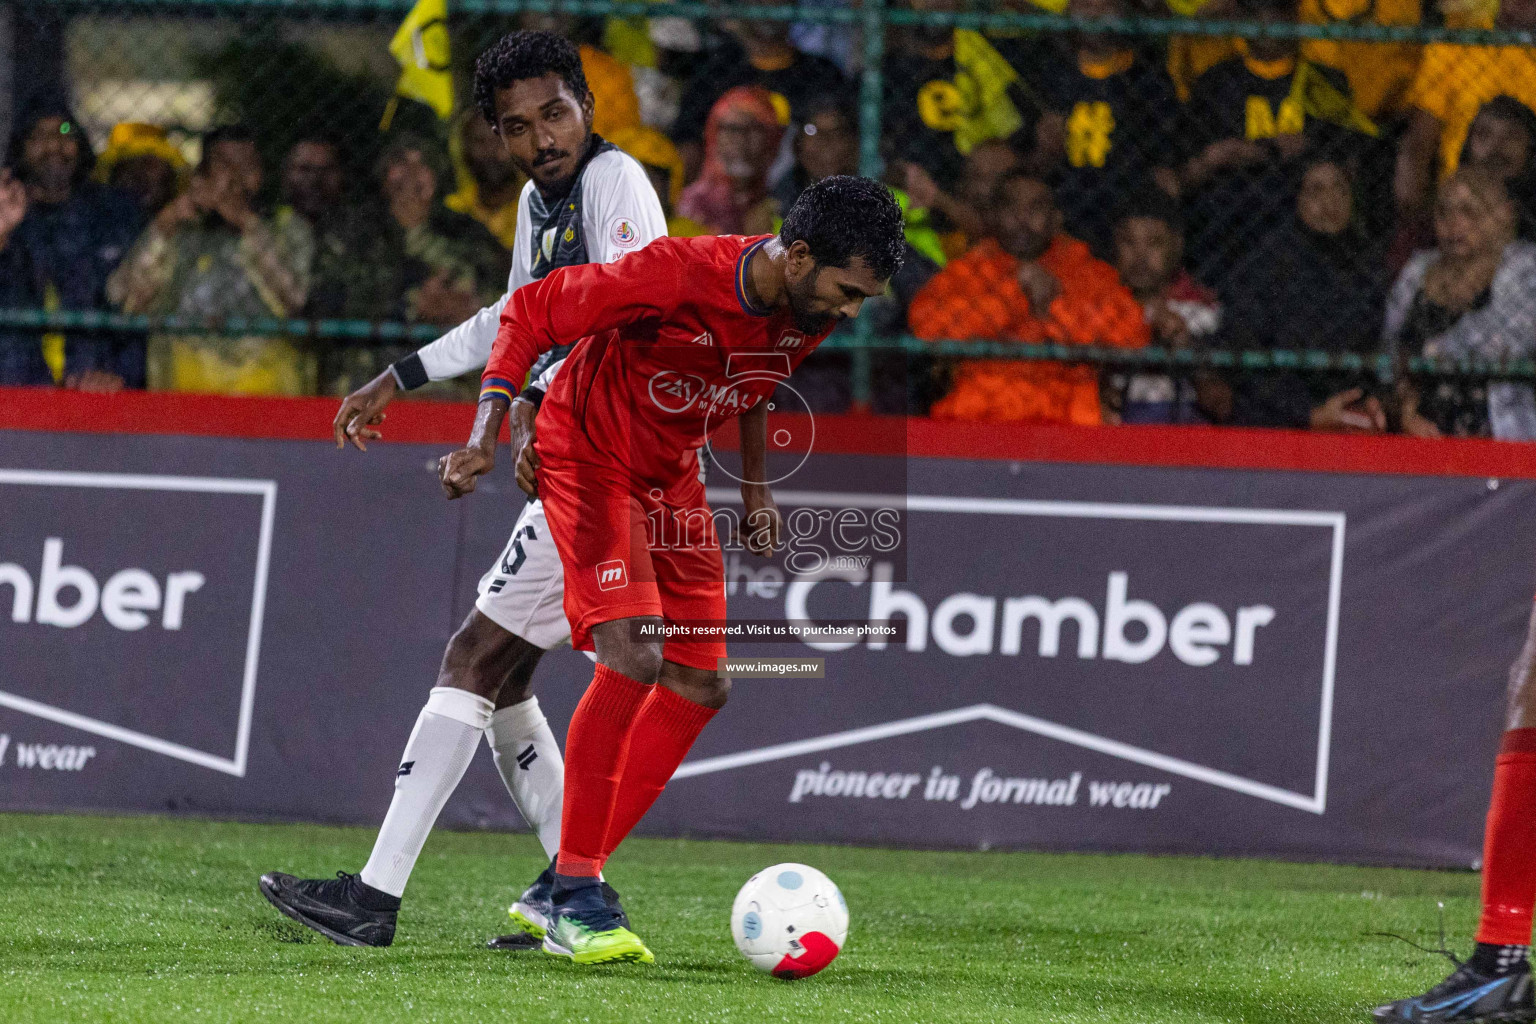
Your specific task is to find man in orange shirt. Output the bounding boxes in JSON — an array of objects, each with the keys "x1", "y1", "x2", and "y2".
[{"x1": 907, "y1": 169, "x2": 1150, "y2": 424}]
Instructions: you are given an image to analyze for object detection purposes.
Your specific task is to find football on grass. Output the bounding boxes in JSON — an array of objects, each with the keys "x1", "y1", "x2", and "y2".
[{"x1": 730, "y1": 863, "x2": 848, "y2": 979}]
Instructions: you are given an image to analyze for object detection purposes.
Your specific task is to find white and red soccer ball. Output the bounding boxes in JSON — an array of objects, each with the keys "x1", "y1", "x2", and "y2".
[{"x1": 730, "y1": 863, "x2": 848, "y2": 979}]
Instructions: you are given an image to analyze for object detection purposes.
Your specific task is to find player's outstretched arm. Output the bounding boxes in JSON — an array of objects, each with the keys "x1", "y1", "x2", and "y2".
[
  {"x1": 333, "y1": 288, "x2": 520, "y2": 451},
  {"x1": 438, "y1": 396, "x2": 508, "y2": 500},
  {"x1": 482, "y1": 240, "x2": 685, "y2": 400},
  {"x1": 332, "y1": 368, "x2": 396, "y2": 451},
  {"x1": 738, "y1": 398, "x2": 780, "y2": 557}
]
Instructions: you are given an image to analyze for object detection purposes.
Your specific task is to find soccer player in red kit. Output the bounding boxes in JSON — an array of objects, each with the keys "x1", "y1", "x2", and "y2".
[
  {"x1": 440, "y1": 175, "x2": 906, "y2": 964},
  {"x1": 1375, "y1": 602, "x2": 1536, "y2": 1022}
]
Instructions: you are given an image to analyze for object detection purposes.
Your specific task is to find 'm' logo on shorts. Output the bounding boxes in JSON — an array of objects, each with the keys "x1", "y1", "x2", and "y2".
[{"x1": 596, "y1": 560, "x2": 628, "y2": 590}]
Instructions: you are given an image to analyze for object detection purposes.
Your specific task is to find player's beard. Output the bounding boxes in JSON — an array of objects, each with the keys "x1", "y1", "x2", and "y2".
[
  {"x1": 530, "y1": 151, "x2": 574, "y2": 194},
  {"x1": 787, "y1": 266, "x2": 836, "y2": 334},
  {"x1": 528, "y1": 134, "x2": 595, "y2": 199},
  {"x1": 793, "y1": 308, "x2": 835, "y2": 334}
]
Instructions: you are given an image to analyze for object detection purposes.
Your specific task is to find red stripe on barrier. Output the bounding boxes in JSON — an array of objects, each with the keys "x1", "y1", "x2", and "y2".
[
  {"x1": 0, "y1": 386, "x2": 500, "y2": 444},
  {"x1": 2, "y1": 386, "x2": 1535, "y2": 479}
]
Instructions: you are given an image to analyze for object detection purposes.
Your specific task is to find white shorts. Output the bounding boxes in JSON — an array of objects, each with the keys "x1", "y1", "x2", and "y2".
[{"x1": 474, "y1": 499, "x2": 571, "y2": 650}]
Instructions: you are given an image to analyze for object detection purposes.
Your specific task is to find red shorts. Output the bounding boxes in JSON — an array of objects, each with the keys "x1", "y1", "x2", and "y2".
[{"x1": 536, "y1": 449, "x2": 726, "y2": 671}]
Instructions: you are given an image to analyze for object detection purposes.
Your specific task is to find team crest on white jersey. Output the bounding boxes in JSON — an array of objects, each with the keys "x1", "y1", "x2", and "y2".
[{"x1": 609, "y1": 216, "x2": 640, "y2": 249}]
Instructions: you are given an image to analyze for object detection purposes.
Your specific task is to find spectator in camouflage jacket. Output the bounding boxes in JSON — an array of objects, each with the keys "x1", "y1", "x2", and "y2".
[
  {"x1": 319, "y1": 133, "x2": 509, "y2": 397},
  {"x1": 108, "y1": 125, "x2": 314, "y2": 396}
]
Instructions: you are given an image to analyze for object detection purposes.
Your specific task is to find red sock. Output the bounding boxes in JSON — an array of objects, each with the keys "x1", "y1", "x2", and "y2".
[
  {"x1": 554, "y1": 664, "x2": 650, "y2": 878},
  {"x1": 1477, "y1": 728, "x2": 1536, "y2": 946},
  {"x1": 599, "y1": 684, "x2": 717, "y2": 864}
]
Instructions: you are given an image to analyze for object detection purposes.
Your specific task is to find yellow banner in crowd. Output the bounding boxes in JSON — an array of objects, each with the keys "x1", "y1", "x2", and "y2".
[
  {"x1": 386, "y1": 0, "x2": 454, "y2": 124},
  {"x1": 1292, "y1": 61, "x2": 1380, "y2": 136},
  {"x1": 916, "y1": 30, "x2": 1026, "y2": 156}
]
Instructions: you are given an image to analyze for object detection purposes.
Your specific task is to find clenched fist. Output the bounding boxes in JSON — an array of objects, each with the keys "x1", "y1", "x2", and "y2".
[{"x1": 438, "y1": 446, "x2": 495, "y2": 500}]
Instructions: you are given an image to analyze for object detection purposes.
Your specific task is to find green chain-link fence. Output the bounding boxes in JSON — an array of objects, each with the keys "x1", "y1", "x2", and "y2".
[{"x1": 3, "y1": 0, "x2": 1534, "y2": 432}]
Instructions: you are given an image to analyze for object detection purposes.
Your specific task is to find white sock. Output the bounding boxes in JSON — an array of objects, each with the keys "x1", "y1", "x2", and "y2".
[
  {"x1": 359, "y1": 686, "x2": 494, "y2": 898},
  {"x1": 488, "y1": 696, "x2": 565, "y2": 860}
]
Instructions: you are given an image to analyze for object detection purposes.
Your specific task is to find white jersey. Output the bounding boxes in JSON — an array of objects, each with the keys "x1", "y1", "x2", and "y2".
[
  {"x1": 395, "y1": 143, "x2": 667, "y2": 387},
  {"x1": 417, "y1": 141, "x2": 664, "y2": 648},
  {"x1": 528, "y1": 358, "x2": 563, "y2": 395}
]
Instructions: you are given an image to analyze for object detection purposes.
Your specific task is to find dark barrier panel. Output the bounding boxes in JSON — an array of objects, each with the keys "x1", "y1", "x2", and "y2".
[{"x1": 1, "y1": 425, "x2": 1532, "y2": 868}]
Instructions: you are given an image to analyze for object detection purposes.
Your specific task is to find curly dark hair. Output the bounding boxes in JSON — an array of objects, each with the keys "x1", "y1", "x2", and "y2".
[
  {"x1": 472, "y1": 30, "x2": 590, "y2": 126},
  {"x1": 779, "y1": 175, "x2": 906, "y2": 281}
]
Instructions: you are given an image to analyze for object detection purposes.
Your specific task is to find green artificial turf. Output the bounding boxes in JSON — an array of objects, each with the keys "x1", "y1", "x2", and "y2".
[{"x1": 0, "y1": 812, "x2": 1482, "y2": 1023}]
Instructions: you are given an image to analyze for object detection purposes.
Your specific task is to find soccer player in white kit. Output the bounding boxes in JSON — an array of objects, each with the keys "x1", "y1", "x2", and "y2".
[{"x1": 259, "y1": 29, "x2": 666, "y2": 948}]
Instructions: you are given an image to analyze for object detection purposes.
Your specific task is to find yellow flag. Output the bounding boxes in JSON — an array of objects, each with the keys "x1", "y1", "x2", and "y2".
[
  {"x1": 388, "y1": 0, "x2": 453, "y2": 121},
  {"x1": 952, "y1": 30, "x2": 1024, "y2": 154},
  {"x1": 913, "y1": 30, "x2": 1025, "y2": 156},
  {"x1": 1291, "y1": 62, "x2": 1378, "y2": 137}
]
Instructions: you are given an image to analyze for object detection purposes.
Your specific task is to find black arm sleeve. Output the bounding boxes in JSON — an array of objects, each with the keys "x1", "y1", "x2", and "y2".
[{"x1": 390, "y1": 351, "x2": 430, "y2": 391}]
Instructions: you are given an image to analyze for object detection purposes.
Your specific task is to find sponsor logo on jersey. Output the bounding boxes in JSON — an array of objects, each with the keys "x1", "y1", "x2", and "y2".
[
  {"x1": 690, "y1": 331, "x2": 714, "y2": 346},
  {"x1": 611, "y1": 217, "x2": 640, "y2": 248},
  {"x1": 648, "y1": 370, "x2": 706, "y2": 413},
  {"x1": 776, "y1": 331, "x2": 805, "y2": 350},
  {"x1": 698, "y1": 382, "x2": 762, "y2": 418},
  {"x1": 596, "y1": 559, "x2": 628, "y2": 591}
]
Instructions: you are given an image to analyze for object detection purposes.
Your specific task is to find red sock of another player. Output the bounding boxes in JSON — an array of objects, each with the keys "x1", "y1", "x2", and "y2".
[
  {"x1": 599, "y1": 684, "x2": 718, "y2": 864},
  {"x1": 1477, "y1": 728, "x2": 1536, "y2": 946},
  {"x1": 554, "y1": 664, "x2": 650, "y2": 879}
]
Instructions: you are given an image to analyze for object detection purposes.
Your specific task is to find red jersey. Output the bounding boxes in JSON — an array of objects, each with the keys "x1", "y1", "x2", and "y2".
[{"x1": 482, "y1": 234, "x2": 832, "y2": 485}]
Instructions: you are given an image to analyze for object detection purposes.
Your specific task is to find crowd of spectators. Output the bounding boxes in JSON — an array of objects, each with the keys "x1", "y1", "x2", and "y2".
[{"x1": 1, "y1": 2, "x2": 1535, "y2": 438}]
